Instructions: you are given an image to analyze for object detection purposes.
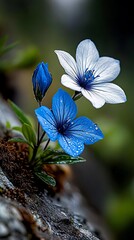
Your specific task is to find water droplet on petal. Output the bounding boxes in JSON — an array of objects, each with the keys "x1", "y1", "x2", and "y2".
[{"x1": 94, "y1": 124, "x2": 98, "y2": 130}]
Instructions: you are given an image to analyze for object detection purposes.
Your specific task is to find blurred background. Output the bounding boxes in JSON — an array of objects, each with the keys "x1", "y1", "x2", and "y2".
[{"x1": 0, "y1": 0, "x2": 133, "y2": 239}]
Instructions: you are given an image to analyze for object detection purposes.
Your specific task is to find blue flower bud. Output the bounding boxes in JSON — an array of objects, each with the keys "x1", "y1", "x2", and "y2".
[{"x1": 32, "y1": 62, "x2": 52, "y2": 102}]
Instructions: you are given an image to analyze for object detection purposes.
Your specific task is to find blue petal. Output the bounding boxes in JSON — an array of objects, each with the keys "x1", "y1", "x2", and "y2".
[
  {"x1": 32, "y1": 62, "x2": 52, "y2": 101},
  {"x1": 58, "y1": 134, "x2": 84, "y2": 157},
  {"x1": 67, "y1": 116, "x2": 104, "y2": 144},
  {"x1": 37, "y1": 63, "x2": 52, "y2": 94},
  {"x1": 35, "y1": 106, "x2": 58, "y2": 141},
  {"x1": 52, "y1": 89, "x2": 77, "y2": 124}
]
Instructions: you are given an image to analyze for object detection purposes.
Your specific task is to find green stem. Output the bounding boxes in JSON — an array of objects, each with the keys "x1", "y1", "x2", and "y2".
[
  {"x1": 44, "y1": 139, "x2": 50, "y2": 151},
  {"x1": 37, "y1": 101, "x2": 42, "y2": 145},
  {"x1": 72, "y1": 91, "x2": 82, "y2": 101},
  {"x1": 31, "y1": 101, "x2": 44, "y2": 163},
  {"x1": 31, "y1": 145, "x2": 38, "y2": 163},
  {"x1": 31, "y1": 131, "x2": 46, "y2": 163},
  {"x1": 39, "y1": 131, "x2": 46, "y2": 145}
]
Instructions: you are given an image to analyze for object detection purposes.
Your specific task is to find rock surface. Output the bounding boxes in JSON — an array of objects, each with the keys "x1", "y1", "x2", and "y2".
[{"x1": 0, "y1": 164, "x2": 110, "y2": 240}]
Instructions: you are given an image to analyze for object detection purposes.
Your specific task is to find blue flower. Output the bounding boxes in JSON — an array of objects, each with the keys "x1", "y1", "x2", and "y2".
[
  {"x1": 55, "y1": 39, "x2": 127, "y2": 108},
  {"x1": 35, "y1": 89, "x2": 104, "y2": 157},
  {"x1": 32, "y1": 62, "x2": 52, "y2": 102}
]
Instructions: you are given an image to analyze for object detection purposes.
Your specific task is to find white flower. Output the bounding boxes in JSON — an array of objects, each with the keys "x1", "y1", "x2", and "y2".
[{"x1": 55, "y1": 39, "x2": 127, "y2": 108}]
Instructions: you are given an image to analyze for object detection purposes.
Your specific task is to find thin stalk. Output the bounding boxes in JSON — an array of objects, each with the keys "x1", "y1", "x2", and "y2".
[
  {"x1": 31, "y1": 131, "x2": 46, "y2": 163},
  {"x1": 31, "y1": 101, "x2": 44, "y2": 163},
  {"x1": 37, "y1": 101, "x2": 42, "y2": 145},
  {"x1": 44, "y1": 139, "x2": 50, "y2": 151},
  {"x1": 39, "y1": 131, "x2": 46, "y2": 145},
  {"x1": 72, "y1": 92, "x2": 77, "y2": 100},
  {"x1": 72, "y1": 91, "x2": 82, "y2": 101}
]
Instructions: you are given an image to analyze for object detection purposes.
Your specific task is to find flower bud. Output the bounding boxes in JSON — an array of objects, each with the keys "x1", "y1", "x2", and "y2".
[{"x1": 32, "y1": 62, "x2": 52, "y2": 103}]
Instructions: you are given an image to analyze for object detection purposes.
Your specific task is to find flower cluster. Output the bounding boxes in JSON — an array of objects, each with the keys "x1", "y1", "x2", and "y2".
[
  {"x1": 33, "y1": 39, "x2": 126, "y2": 158},
  {"x1": 9, "y1": 39, "x2": 126, "y2": 186}
]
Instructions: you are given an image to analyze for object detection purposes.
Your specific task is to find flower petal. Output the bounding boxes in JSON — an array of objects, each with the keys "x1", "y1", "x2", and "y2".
[
  {"x1": 35, "y1": 106, "x2": 58, "y2": 141},
  {"x1": 91, "y1": 83, "x2": 127, "y2": 104},
  {"x1": 93, "y1": 57, "x2": 120, "y2": 83},
  {"x1": 58, "y1": 134, "x2": 84, "y2": 157},
  {"x1": 55, "y1": 50, "x2": 78, "y2": 79},
  {"x1": 32, "y1": 62, "x2": 52, "y2": 102},
  {"x1": 61, "y1": 74, "x2": 81, "y2": 91},
  {"x1": 52, "y1": 89, "x2": 77, "y2": 124},
  {"x1": 76, "y1": 39, "x2": 99, "y2": 76},
  {"x1": 81, "y1": 89, "x2": 105, "y2": 108},
  {"x1": 67, "y1": 117, "x2": 104, "y2": 144}
]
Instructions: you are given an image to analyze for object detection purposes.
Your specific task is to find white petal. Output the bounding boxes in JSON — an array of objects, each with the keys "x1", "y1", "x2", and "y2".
[
  {"x1": 91, "y1": 83, "x2": 127, "y2": 104},
  {"x1": 81, "y1": 89, "x2": 105, "y2": 108},
  {"x1": 61, "y1": 74, "x2": 81, "y2": 91},
  {"x1": 94, "y1": 57, "x2": 120, "y2": 83},
  {"x1": 76, "y1": 39, "x2": 99, "y2": 76},
  {"x1": 55, "y1": 50, "x2": 78, "y2": 79}
]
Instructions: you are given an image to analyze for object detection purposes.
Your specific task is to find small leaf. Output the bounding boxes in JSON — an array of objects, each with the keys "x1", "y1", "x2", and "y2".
[
  {"x1": 0, "y1": 36, "x2": 18, "y2": 57},
  {"x1": 8, "y1": 100, "x2": 32, "y2": 126},
  {"x1": 35, "y1": 171, "x2": 56, "y2": 187},
  {"x1": 41, "y1": 149, "x2": 86, "y2": 164},
  {"x1": 14, "y1": 47, "x2": 39, "y2": 69},
  {"x1": 12, "y1": 126, "x2": 22, "y2": 132},
  {"x1": 0, "y1": 42, "x2": 18, "y2": 57},
  {"x1": 45, "y1": 156, "x2": 86, "y2": 165},
  {"x1": 5, "y1": 121, "x2": 11, "y2": 129},
  {"x1": 9, "y1": 137, "x2": 33, "y2": 148},
  {"x1": 22, "y1": 123, "x2": 36, "y2": 145}
]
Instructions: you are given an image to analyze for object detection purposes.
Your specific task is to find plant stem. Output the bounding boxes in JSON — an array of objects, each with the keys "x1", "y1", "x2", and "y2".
[
  {"x1": 72, "y1": 91, "x2": 82, "y2": 101},
  {"x1": 37, "y1": 101, "x2": 42, "y2": 145},
  {"x1": 44, "y1": 139, "x2": 50, "y2": 151},
  {"x1": 39, "y1": 131, "x2": 46, "y2": 145},
  {"x1": 31, "y1": 131, "x2": 46, "y2": 163},
  {"x1": 31, "y1": 101, "x2": 45, "y2": 163}
]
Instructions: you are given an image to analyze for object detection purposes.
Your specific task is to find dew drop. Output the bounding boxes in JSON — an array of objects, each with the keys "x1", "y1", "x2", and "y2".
[{"x1": 94, "y1": 124, "x2": 98, "y2": 130}]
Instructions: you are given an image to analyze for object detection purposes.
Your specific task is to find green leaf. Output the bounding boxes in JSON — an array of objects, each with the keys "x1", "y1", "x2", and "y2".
[
  {"x1": 22, "y1": 123, "x2": 36, "y2": 145},
  {"x1": 35, "y1": 171, "x2": 56, "y2": 187},
  {"x1": 12, "y1": 126, "x2": 22, "y2": 132},
  {"x1": 0, "y1": 36, "x2": 18, "y2": 57},
  {"x1": 5, "y1": 121, "x2": 11, "y2": 129},
  {"x1": 41, "y1": 149, "x2": 86, "y2": 165},
  {"x1": 13, "y1": 47, "x2": 39, "y2": 68},
  {"x1": 9, "y1": 137, "x2": 33, "y2": 148},
  {"x1": 8, "y1": 100, "x2": 32, "y2": 126},
  {"x1": 0, "y1": 42, "x2": 18, "y2": 56}
]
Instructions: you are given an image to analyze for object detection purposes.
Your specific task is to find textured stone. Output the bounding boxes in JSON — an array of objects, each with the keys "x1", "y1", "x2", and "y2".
[{"x1": 0, "y1": 223, "x2": 9, "y2": 237}]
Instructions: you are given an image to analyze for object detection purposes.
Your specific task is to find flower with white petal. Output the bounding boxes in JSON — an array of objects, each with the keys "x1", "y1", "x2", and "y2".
[{"x1": 55, "y1": 39, "x2": 127, "y2": 108}]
